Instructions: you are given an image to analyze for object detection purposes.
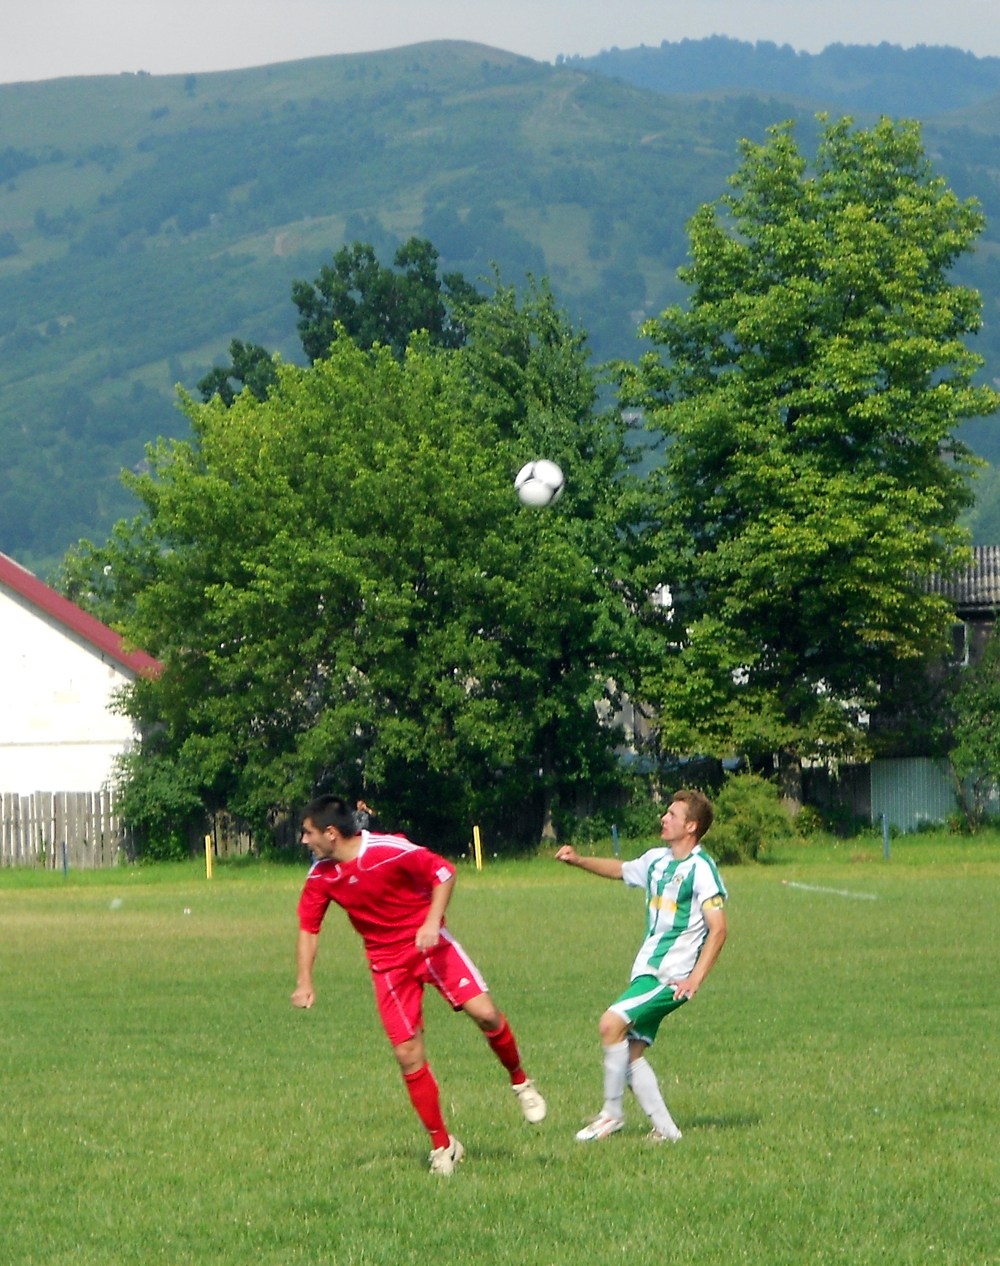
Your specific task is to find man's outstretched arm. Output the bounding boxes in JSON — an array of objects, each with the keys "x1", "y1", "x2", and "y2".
[
  {"x1": 291, "y1": 929, "x2": 319, "y2": 1008},
  {"x1": 554, "y1": 845, "x2": 623, "y2": 881}
]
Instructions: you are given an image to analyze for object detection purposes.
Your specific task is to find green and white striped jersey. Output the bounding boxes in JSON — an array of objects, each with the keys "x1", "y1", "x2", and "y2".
[{"x1": 620, "y1": 845, "x2": 727, "y2": 984}]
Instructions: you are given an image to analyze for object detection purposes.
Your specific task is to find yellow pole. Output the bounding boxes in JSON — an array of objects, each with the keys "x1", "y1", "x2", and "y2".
[
  {"x1": 473, "y1": 824, "x2": 483, "y2": 872},
  {"x1": 205, "y1": 833, "x2": 213, "y2": 880}
]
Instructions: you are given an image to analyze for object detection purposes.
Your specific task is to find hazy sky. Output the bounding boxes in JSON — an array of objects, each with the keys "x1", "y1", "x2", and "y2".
[{"x1": 4, "y1": 0, "x2": 1000, "y2": 85}]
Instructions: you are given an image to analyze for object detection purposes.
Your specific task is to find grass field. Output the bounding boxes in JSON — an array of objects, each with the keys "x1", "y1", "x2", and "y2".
[{"x1": 2, "y1": 834, "x2": 999, "y2": 1265}]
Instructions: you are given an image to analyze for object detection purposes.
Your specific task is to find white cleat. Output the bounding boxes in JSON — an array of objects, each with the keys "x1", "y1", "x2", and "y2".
[
  {"x1": 575, "y1": 1112, "x2": 625, "y2": 1142},
  {"x1": 646, "y1": 1125, "x2": 682, "y2": 1143},
  {"x1": 512, "y1": 1078, "x2": 547, "y2": 1124},
  {"x1": 428, "y1": 1135, "x2": 465, "y2": 1176}
]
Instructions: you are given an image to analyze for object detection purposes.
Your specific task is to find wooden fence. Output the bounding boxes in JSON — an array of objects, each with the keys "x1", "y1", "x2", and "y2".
[{"x1": 1, "y1": 791, "x2": 132, "y2": 868}]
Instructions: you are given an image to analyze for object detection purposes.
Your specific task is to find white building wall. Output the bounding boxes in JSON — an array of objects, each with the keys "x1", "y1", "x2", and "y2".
[{"x1": 0, "y1": 583, "x2": 140, "y2": 793}]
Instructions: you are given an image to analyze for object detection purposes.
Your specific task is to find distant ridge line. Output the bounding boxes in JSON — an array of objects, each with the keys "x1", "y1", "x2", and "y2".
[{"x1": 566, "y1": 36, "x2": 1000, "y2": 117}]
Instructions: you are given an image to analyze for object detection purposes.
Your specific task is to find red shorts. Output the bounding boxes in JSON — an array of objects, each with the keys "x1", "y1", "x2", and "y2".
[{"x1": 371, "y1": 930, "x2": 489, "y2": 1047}]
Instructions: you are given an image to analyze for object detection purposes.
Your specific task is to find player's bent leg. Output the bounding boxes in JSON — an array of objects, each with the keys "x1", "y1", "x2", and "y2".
[
  {"x1": 615, "y1": 979, "x2": 686, "y2": 1142},
  {"x1": 461, "y1": 992, "x2": 547, "y2": 1124},
  {"x1": 578, "y1": 985, "x2": 680, "y2": 1142}
]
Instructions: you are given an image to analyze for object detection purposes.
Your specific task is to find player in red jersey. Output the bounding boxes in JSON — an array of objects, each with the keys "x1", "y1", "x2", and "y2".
[{"x1": 291, "y1": 794, "x2": 546, "y2": 1175}]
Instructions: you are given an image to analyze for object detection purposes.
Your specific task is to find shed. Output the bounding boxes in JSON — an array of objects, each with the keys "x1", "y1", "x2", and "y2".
[{"x1": 0, "y1": 552, "x2": 161, "y2": 794}]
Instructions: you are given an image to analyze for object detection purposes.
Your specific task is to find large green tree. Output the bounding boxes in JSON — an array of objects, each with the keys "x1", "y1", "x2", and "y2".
[
  {"x1": 624, "y1": 117, "x2": 999, "y2": 806},
  {"x1": 291, "y1": 237, "x2": 482, "y2": 363},
  {"x1": 62, "y1": 284, "x2": 640, "y2": 852}
]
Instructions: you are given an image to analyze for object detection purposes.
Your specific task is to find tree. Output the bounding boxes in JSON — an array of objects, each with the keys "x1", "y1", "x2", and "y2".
[
  {"x1": 197, "y1": 339, "x2": 278, "y2": 407},
  {"x1": 291, "y1": 237, "x2": 482, "y2": 363},
  {"x1": 950, "y1": 623, "x2": 1000, "y2": 830},
  {"x1": 61, "y1": 283, "x2": 640, "y2": 852},
  {"x1": 624, "y1": 117, "x2": 999, "y2": 810}
]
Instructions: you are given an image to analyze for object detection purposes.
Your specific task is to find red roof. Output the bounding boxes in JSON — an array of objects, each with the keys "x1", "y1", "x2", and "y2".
[{"x1": 0, "y1": 551, "x2": 162, "y2": 678}]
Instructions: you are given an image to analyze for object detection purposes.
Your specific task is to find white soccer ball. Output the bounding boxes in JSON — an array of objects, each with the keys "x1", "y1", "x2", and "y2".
[{"x1": 514, "y1": 459, "x2": 565, "y2": 508}]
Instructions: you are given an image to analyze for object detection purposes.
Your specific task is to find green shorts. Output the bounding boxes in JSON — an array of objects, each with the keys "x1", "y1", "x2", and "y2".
[{"x1": 608, "y1": 974, "x2": 687, "y2": 1046}]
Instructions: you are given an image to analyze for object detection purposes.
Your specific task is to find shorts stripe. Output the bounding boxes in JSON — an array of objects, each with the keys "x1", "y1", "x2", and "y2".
[
  {"x1": 439, "y1": 929, "x2": 488, "y2": 993},
  {"x1": 384, "y1": 975, "x2": 416, "y2": 1039},
  {"x1": 424, "y1": 950, "x2": 456, "y2": 1005},
  {"x1": 609, "y1": 980, "x2": 668, "y2": 1020}
]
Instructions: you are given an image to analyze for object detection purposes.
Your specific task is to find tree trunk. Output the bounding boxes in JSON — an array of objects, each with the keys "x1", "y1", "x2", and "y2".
[
  {"x1": 540, "y1": 786, "x2": 558, "y2": 843},
  {"x1": 778, "y1": 749, "x2": 803, "y2": 819}
]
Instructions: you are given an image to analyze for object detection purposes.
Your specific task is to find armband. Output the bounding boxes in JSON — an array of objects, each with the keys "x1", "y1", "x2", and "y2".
[{"x1": 702, "y1": 895, "x2": 725, "y2": 911}]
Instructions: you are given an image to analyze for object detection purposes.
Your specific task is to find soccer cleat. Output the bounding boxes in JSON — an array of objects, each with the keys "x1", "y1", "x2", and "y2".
[
  {"x1": 575, "y1": 1112, "x2": 625, "y2": 1142},
  {"x1": 428, "y1": 1135, "x2": 465, "y2": 1176},
  {"x1": 512, "y1": 1078, "x2": 547, "y2": 1124},
  {"x1": 646, "y1": 1125, "x2": 683, "y2": 1143}
]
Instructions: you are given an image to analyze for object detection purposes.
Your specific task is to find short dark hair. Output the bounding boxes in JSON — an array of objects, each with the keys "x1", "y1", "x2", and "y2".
[
  {"x1": 302, "y1": 795, "x2": 358, "y2": 836},
  {"x1": 672, "y1": 789, "x2": 714, "y2": 841}
]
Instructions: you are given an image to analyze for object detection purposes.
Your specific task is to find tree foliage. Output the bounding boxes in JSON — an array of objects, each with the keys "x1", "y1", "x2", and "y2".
[
  {"x1": 62, "y1": 283, "x2": 641, "y2": 851},
  {"x1": 950, "y1": 624, "x2": 1000, "y2": 830},
  {"x1": 197, "y1": 339, "x2": 278, "y2": 407},
  {"x1": 625, "y1": 117, "x2": 999, "y2": 795},
  {"x1": 291, "y1": 237, "x2": 482, "y2": 363}
]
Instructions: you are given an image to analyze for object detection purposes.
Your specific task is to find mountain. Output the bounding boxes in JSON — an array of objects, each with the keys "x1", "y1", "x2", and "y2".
[
  {"x1": 569, "y1": 36, "x2": 1000, "y2": 117},
  {"x1": 1, "y1": 39, "x2": 1000, "y2": 572}
]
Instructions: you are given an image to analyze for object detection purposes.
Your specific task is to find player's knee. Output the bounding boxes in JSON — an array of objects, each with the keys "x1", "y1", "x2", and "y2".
[
  {"x1": 392, "y1": 1037, "x2": 424, "y2": 1073},
  {"x1": 598, "y1": 1010, "x2": 628, "y2": 1044},
  {"x1": 469, "y1": 1000, "x2": 502, "y2": 1031}
]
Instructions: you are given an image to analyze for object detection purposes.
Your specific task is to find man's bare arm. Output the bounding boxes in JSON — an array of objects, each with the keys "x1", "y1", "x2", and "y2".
[
  {"x1": 415, "y1": 875, "x2": 455, "y2": 949},
  {"x1": 668, "y1": 905, "x2": 727, "y2": 1001},
  {"x1": 554, "y1": 845, "x2": 623, "y2": 881},
  {"x1": 291, "y1": 929, "x2": 319, "y2": 1008}
]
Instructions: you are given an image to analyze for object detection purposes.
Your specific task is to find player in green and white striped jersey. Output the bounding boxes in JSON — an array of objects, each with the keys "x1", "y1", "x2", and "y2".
[{"x1": 555, "y1": 789, "x2": 727, "y2": 1143}]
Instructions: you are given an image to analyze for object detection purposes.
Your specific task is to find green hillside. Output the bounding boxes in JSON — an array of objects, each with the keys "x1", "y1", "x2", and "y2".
[
  {"x1": 572, "y1": 36, "x2": 1000, "y2": 116},
  {"x1": 2, "y1": 40, "x2": 1000, "y2": 571}
]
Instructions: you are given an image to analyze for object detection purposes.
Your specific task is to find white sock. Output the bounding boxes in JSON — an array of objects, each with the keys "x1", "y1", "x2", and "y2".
[
  {"x1": 627, "y1": 1056, "x2": 681, "y2": 1139},
  {"x1": 602, "y1": 1040, "x2": 629, "y2": 1120}
]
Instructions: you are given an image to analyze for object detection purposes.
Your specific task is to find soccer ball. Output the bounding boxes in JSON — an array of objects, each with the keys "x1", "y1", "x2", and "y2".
[{"x1": 514, "y1": 460, "x2": 565, "y2": 507}]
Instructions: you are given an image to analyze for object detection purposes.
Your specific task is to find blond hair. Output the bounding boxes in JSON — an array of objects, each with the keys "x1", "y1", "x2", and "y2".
[{"x1": 671, "y1": 789, "x2": 714, "y2": 840}]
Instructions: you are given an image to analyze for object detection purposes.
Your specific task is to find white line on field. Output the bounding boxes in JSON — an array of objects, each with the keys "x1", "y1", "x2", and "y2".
[{"x1": 781, "y1": 881, "x2": 877, "y2": 901}]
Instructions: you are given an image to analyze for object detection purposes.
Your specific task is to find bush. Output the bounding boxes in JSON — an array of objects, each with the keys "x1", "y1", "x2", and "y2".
[
  {"x1": 795, "y1": 804, "x2": 824, "y2": 836},
  {"x1": 116, "y1": 748, "x2": 204, "y2": 861},
  {"x1": 560, "y1": 785, "x2": 666, "y2": 847},
  {"x1": 707, "y1": 773, "x2": 796, "y2": 863}
]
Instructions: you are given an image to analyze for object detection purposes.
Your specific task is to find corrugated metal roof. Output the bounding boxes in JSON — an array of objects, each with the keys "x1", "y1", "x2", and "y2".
[
  {"x1": 0, "y1": 551, "x2": 162, "y2": 678},
  {"x1": 929, "y1": 545, "x2": 1000, "y2": 615}
]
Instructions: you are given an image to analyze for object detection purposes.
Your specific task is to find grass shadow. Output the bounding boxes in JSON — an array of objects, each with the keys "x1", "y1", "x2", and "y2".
[{"x1": 687, "y1": 1113, "x2": 762, "y2": 1131}]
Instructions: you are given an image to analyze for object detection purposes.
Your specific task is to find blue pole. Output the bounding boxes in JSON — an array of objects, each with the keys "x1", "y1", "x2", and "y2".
[
  {"x1": 61, "y1": 840, "x2": 68, "y2": 877},
  {"x1": 611, "y1": 824, "x2": 620, "y2": 858},
  {"x1": 881, "y1": 813, "x2": 890, "y2": 861}
]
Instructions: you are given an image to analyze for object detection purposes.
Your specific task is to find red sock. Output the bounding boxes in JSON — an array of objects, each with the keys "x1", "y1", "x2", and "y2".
[
  {"x1": 486, "y1": 1014, "x2": 527, "y2": 1086},
  {"x1": 403, "y1": 1064, "x2": 450, "y2": 1151}
]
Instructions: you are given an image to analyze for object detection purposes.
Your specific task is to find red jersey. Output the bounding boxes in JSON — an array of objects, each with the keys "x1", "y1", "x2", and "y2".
[{"x1": 297, "y1": 831, "x2": 457, "y2": 970}]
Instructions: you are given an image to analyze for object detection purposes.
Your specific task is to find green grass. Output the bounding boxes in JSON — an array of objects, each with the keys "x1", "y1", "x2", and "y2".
[{"x1": 2, "y1": 839, "x2": 999, "y2": 1264}]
